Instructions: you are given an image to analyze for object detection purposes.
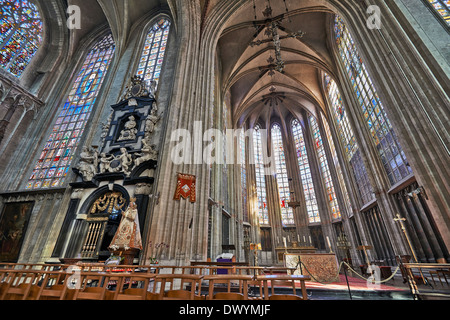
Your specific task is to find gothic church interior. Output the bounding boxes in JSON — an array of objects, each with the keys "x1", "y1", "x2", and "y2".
[{"x1": 0, "y1": 0, "x2": 449, "y2": 283}]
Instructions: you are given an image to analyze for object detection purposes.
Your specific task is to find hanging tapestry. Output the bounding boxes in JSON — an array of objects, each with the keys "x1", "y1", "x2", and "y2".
[{"x1": 174, "y1": 173, "x2": 196, "y2": 203}]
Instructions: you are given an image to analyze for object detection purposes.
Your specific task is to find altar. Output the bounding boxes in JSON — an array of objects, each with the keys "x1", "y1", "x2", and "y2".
[
  {"x1": 285, "y1": 253, "x2": 340, "y2": 283},
  {"x1": 275, "y1": 244, "x2": 316, "y2": 263}
]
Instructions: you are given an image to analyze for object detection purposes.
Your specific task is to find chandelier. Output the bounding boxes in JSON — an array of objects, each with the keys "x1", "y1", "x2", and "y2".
[{"x1": 250, "y1": 0, "x2": 305, "y2": 74}]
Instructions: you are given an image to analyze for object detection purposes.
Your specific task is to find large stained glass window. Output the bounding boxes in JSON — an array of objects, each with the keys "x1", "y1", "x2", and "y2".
[
  {"x1": 325, "y1": 74, "x2": 374, "y2": 205},
  {"x1": 240, "y1": 129, "x2": 249, "y2": 223},
  {"x1": 26, "y1": 34, "x2": 115, "y2": 190},
  {"x1": 292, "y1": 120, "x2": 320, "y2": 224},
  {"x1": 272, "y1": 124, "x2": 295, "y2": 226},
  {"x1": 321, "y1": 114, "x2": 352, "y2": 214},
  {"x1": 253, "y1": 125, "x2": 269, "y2": 225},
  {"x1": 0, "y1": 0, "x2": 43, "y2": 77},
  {"x1": 310, "y1": 116, "x2": 341, "y2": 220},
  {"x1": 335, "y1": 16, "x2": 413, "y2": 185},
  {"x1": 427, "y1": 0, "x2": 450, "y2": 25},
  {"x1": 136, "y1": 18, "x2": 171, "y2": 85}
]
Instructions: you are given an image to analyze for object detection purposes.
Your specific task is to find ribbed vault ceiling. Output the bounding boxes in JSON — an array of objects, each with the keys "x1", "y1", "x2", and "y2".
[{"x1": 217, "y1": 0, "x2": 337, "y2": 128}]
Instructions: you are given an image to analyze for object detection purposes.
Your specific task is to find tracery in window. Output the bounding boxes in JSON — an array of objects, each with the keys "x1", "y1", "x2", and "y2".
[
  {"x1": 310, "y1": 116, "x2": 341, "y2": 220},
  {"x1": 26, "y1": 34, "x2": 115, "y2": 190},
  {"x1": 335, "y1": 16, "x2": 413, "y2": 185},
  {"x1": 253, "y1": 125, "x2": 269, "y2": 225},
  {"x1": 292, "y1": 120, "x2": 320, "y2": 224},
  {"x1": 427, "y1": 0, "x2": 450, "y2": 25},
  {"x1": 272, "y1": 124, "x2": 294, "y2": 226},
  {"x1": 324, "y1": 74, "x2": 374, "y2": 205},
  {"x1": 136, "y1": 18, "x2": 171, "y2": 86},
  {"x1": 0, "y1": 0, "x2": 43, "y2": 77}
]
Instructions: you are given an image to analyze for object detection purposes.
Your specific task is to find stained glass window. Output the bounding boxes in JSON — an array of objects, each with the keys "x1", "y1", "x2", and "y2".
[
  {"x1": 321, "y1": 114, "x2": 352, "y2": 214},
  {"x1": 0, "y1": 0, "x2": 43, "y2": 77},
  {"x1": 325, "y1": 74, "x2": 374, "y2": 205},
  {"x1": 240, "y1": 129, "x2": 249, "y2": 223},
  {"x1": 253, "y1": 125, "x2": 269, "y2": 225},
  {"x1": 335, "y1": 16, "x2": 413, "y2": 186},
  {"x1": 272, "y1": 124, "x2": 295, "y2": 226},
  {"x1": 427, "y1": 0, "x2": 450, "y2": 25},
  {"x1": 292, "y1": 120, "x2": 320, "y2": 224},
  {"x1": 26, "y1": 34, "x2": 115, "y2": 190},
  {"x1": 310, "y1": 116, "x2": 341, "y2": 220},
  {"x1": 136, "y1": 18, "x2": 171, "y2": 86}
]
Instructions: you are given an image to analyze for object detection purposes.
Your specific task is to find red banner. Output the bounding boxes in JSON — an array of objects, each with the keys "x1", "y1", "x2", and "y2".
[{"x1": 174, "y1": 173, "x2": 196, "y2": 203}]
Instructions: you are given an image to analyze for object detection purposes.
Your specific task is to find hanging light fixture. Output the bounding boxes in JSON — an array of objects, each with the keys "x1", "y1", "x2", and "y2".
[{"x1": 250, "y1": 0, "x2": 305, "y2": 75}]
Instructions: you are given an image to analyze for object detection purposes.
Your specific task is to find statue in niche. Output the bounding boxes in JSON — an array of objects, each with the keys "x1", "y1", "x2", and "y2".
[
  {"x1": 118, "y1": 115, "x2": 138, "y2": 142},
  {"x1": 134, "y1": 139, "x2": 159, "y2": 167},
  {"x1": 77, "y1": 146, "x2": 98, "y2": 181},
  {"x1": 145, "y1": 107, "x2": 161, "y2": 137}
]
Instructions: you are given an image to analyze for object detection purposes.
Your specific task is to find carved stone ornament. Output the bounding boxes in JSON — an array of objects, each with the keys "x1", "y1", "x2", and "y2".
[{"x1": 121, "y1": 76, "x2": 150, "y2": 101}]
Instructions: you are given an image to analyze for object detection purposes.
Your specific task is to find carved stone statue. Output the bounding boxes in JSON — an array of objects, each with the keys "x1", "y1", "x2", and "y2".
[
  {"x1": 99, "y1": 153, "x2": 115, "y2": 174},
  {"x1": 77, "y1": 146, "x2": 97, "y2": 181},
  {"x1": 149, "y1": 80, "x2": 157, "y2": 99},
  {"x1": 101, "y1": 113, "x2": 113, "y2": 143},
  {"x1": 145, "y1": 108, "x2": 161, "y2": 137},
  {"x1": 118, "y1": 115, "x2": 138, "y2": 142},
  {"x1": 134, "y1": 140, "x2": 159, "y2": 167},
  {"x1": 116, "y1": 147, "x2": 134, "y2": 176}
]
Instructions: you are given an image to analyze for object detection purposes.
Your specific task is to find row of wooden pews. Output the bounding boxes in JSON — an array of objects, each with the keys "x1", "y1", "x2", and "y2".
[{"x1": 0, "y1": 263, "x2": 310, "y2": 300}]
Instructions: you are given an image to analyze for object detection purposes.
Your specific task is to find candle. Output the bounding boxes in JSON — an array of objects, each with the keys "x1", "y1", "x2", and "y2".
[
  {"x1": 327, "y1": 237, "x2": 332, "y2": 250},
  {"x1": 309, "y1": 236, "x2": 312, "y2": 245},
  {"x1": 298, "y1": 235, "x2": 301, "y2": 243},
  {"x1": 303, "y1": 236, "x2": 306, "y2": 243},
  {"x1": 283, "y1": 237, "x2": 287, "y2": 248},
  {"x1": 288, "y1": 235, "x2": 290, "y2": 243}
]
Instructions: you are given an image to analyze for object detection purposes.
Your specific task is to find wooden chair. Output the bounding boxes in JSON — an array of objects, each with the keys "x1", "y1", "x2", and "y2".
[
  {"x1": 268, "y1": 294, "x2": 302, "y2": 301},
  {"x1": 256, "y1": 275, "x2": 310, "y2": 300},
  {"x1": 204, "y1": 275, "x2": 253, "y2": 300},
  {"x1": 113, "y1": 273, "x2": 156, "y2": 300},
  {"x1": 0, "y1": 270, "x2": 40, "y2": 300},
  {"x1": 71, "y1": 272, "x2": 114, "y2": 300},
  {"x1": 35, "y1": 271, "x2": 74, "y2": 300},
  {"x1": 154, "y1": 274, "x2": 203, "y2": 300}
]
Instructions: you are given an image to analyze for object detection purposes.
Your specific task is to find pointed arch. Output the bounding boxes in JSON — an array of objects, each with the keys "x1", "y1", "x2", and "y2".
[{"x1": 135, "y1": 17, "x2": 171, "y2": 86}]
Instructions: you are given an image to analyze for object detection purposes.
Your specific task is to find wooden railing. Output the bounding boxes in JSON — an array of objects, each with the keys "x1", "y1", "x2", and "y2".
[
  {"x1": 0, "y1": 263, "x2": 311, "y2": 301},
  {"x1": 403, "y1": 263, "x2": 450, "y2": 300}
]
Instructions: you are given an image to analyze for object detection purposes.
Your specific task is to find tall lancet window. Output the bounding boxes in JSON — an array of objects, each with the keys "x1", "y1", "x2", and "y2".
[
  {"x1": 240, "y1": 129, "x2": 249, "y2": 223},
  {"x1": 335, "y1": 16, "x2": 413, "y2": 185},
  {"x1": 272, "y1": 124, "x2": 294, "y2": 226},
  {"x1": 253, "y1": 125, "x2": 269, "y2": 225},
  {"x1": 136, "y1": 18, "x2": 171, "y2": 85},
  {"x1": 310, "y1": 116, "x2": 341, "y2": 220},
  {"x1": 292, "y1": 120, "x2": 320, "y2": 224},
  {"x1": 0, "y1": 0, "x2": 43, "y2": 77},
  {"x1": 26, "y1": 34, "x2": 115, "y2": 190},
  {"x1": 321, "y1": 114, "x2": 352, "y2": 214},
  {"x1": 324, "y1": 74, "x2": 374, "y2": 205}
]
